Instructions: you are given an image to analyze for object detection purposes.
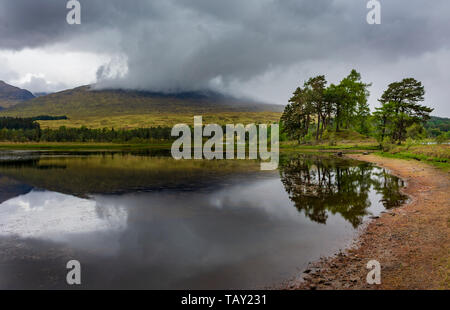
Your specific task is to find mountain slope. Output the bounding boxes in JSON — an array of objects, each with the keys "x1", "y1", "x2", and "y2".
[
  {"x1": 0, "y1": 85, "x2": 283, "y2": 118},
  {"x1": 425, "y1": 116, "x2": 450, "y2": 133},
  {"x1": 0, "y1": 81, "x2": 35, "y2": 108}
]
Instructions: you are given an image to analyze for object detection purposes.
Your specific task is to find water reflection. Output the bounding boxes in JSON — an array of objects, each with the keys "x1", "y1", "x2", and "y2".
[
  {"x1": 279, "y1": 154, "x2": 407, "y2": 228},
  {"x1": 0, "y1": 152, "x2": 264, "y2": 197},
  {"x1": 0, "y1": 190, "x2": 127, "y2": 240},
  {"x1": 0, "y1": 151, "x2": 408, "y2": 289}
]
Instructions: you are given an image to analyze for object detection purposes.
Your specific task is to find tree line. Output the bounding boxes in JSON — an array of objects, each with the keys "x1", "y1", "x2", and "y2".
[
  {"x1": 424, "y1": 116, "x2": 450, "y2": 137},
  {"x1": 0, "y1": 117, "x2": 40, "y2": 130},
  {"x1": 0, "y1": 118, "x2": 173, "y2": 143},
  {"x1": 0, "y1": 118, "x2": 273, "y2": 143},
  {"x1": 281, "y1": 70, "x2": 437, "y2": 144}
]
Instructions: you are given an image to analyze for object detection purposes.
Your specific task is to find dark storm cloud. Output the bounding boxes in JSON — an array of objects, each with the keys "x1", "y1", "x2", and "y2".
[{"x1": 0, "y1": 0, "x2": 449, "y2": 114}]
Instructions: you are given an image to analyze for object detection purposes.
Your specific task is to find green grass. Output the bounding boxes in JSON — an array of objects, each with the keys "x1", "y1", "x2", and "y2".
[
  {"x1": 34, "y1": 112, "x2": 282, "y2": 129},
  {"x1": 280, "y1": 143, "x2": 379, "y2": 151},
  {"x1": 280, "y1": 129, "x2": 379, "y2": 151},
  {"x1": 0, "y1": 140, "x2": 379, "y2": 152},
  {"x1": 375, "y1": 144, "x2": 450, "y2": 172},
  {"x1": 0, "y1": 138, "x2": 379, "y2": 152}
]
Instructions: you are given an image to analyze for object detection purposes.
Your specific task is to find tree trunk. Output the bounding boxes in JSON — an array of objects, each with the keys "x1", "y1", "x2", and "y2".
[
  {"x1": 335, "y1": 109, "x2": 340, "y2": 132},
  {"x1": 320, "y1": 114, "x2": 326, "y2": 139},
  {"x1": 381, "y1": 117, "x2": 386, "y2": 142},
  {"x1": 306, "y1": 115, "x2": 310, "y2": 134},
  {"x1": 316, "y1": 113, "x2": 321, "y2": 141}
]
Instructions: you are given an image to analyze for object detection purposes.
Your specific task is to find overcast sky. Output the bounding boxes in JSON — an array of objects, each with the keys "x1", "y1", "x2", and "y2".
[{"x1": 0, "y1": 0, "x2": 449, "y2": 116}]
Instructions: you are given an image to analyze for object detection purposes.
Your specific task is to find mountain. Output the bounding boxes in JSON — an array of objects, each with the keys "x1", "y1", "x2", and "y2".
[
  {"x1": 33, "y1": 92, "x2": 51, "y2": 97},
  {"x1": 0, "y1": 85, "x2": 283, "y2": 118},
  {"x1": 0, "y1": 81, "x2": 35, "y2": 108}
]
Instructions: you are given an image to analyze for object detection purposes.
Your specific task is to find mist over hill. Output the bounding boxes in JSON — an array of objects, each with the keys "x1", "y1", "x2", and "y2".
[{"x1": 0, "y1": 85, "x2": 283, "y2": 118}]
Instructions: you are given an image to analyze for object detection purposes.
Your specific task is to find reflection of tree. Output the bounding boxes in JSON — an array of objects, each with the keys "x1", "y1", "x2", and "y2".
[
  {"x1": 371, "y1": 169, "x2": 408, "y2": 209},
  {"x1": 279, "y1": 154, "x2": 406, "y2": 228},
  {"x1": 0, "y1": 152, "x2": 262, "y2": 197}
]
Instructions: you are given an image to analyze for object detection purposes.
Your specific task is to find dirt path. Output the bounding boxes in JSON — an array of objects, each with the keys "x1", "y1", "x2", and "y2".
[{"x1": 290, "y1": 154, "x2": 449, "y2": 290}]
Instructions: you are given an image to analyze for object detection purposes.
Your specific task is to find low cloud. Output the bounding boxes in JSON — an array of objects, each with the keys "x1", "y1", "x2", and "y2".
[
  {"x1": 15, "y1": 75, "x2": 68, "y2": 94},
  {"x1": 0, "y1": 0, "x2": 449, "y2": 115},
  {"x1": 0, "y1": 57, "x2": 19, "y2": 81}
]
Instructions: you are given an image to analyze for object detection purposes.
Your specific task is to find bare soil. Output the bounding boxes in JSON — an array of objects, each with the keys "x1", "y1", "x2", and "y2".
[{"x1": 289, "y1": 154, "x2": 450, "y2": 290}]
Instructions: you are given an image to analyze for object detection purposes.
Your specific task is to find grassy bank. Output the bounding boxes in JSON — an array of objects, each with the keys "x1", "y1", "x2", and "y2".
[
  {"x1": 376, "y1": 144, "x2": 450, "y2": 171},
  {"x1": 0, "y1": 140, "x2": 379, "y2": 152},
  {"x1": 280, "y1": 142, "x2": 379, "y2": 151},
  {"x1": 280, "y1": 130, "x2": 379, "y2": 151}
]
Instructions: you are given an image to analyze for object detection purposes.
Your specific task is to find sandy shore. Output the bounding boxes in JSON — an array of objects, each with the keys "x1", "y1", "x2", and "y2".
[{"x1": 290, "y1": 154, "x2": 449, "y2": 290}]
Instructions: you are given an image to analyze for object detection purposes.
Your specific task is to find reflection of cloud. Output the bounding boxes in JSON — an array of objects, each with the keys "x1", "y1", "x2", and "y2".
[
  {"x1": 208, "y1": 178, "x2": 298, "y2": 220},
  {"x1": 0, "y1": 190, "x2": 128, "y2": 241}
]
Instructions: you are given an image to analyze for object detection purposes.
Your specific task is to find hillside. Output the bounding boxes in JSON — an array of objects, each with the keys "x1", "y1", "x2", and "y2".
[
  {"x1": 425, "y1": 116, "x2": 450, "y2": 133},
  {"x1": 0, "y1": 85, "x2": 283, "y2": 128},
  {"x1": 0, "y1": 81, "x2": 35, "y2": 108}
]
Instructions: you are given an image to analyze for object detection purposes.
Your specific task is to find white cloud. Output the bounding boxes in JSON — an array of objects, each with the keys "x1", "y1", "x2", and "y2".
[
  {"x1": 0, "y1": 48, "x2": 112, "y2": 93},
  {"x1": 232, "y1": 48, "x2": 450, "y2": 117}
]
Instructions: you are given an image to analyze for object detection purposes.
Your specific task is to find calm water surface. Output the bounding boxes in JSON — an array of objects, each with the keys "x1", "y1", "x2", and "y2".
[{"x1": 0, "y1": 151, "x2": 407, "y2": 289}]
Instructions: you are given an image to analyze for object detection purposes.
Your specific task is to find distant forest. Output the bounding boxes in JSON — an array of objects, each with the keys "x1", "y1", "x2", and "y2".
[
  {"x1": 0, "y1": 117, "x2": 173, "y2": 143},
  {"x1": 424, "y1": 116, "x2": 450, "y2": 137}
]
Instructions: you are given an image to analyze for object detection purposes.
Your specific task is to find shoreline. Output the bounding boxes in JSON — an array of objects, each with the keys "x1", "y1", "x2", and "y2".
[{"x1": 289, "y1": 154, "x2": 449, "y2": 290}]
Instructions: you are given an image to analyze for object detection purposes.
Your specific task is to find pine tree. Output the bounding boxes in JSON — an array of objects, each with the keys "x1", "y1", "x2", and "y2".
[{"x1": 378, "y1": 78, "x2": 433, "y2": 144}]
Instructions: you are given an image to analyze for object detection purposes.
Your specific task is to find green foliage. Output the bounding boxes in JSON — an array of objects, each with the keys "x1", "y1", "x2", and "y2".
[
  {"x1": 278, "y1": 122, "x2": 290, "y2": 142},
  {"x1": 338, "y1": 70, "x2": 371, "y2": 132},
  {"x1": 0, "y1": 126, "x2": 173, "y2": 143},
  {"x1": 425, "y1": 116, "x2": 450, "y2": 136},
  {"x1": 425, "y1": 116, "x2": 450, "y2": 137},
  {"x1": 381, "y1": 141, "x2": 396, "y2": 152},
  {"x1": 435, "y1": 132, "x2": 449, "y2": 144},
  {"x1": 404, "y1": 137, "x2": 415, "y2": 150},
  {"x1": 375, "y1": 78, "x2": 433, "y2": 144},
  {"x1": 0, "y1": 117, "x2": 40, "y2": 130},
  {"x1": 376, "y1": 144, "x2": 450, "y2": 171},
  {"x1": 406, "y1": 123, "x2": 427, "y2": 140},
  {"x1": 324, "y1": 131, "x2": 337, "y2": 146},
  {"x1": 281, "y1": 69, "x2": 371, "y2": 143}
]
